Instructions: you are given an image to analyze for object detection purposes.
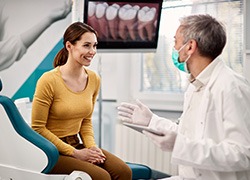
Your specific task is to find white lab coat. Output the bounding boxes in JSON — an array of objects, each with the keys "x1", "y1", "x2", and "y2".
[{"x1": 152, "y1": 60, "x2": 250, "y2": 180}]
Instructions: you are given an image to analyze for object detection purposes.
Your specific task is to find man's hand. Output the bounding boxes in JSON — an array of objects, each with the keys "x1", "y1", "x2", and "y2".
[
  {"x1": 117, "y1": 99, "x2": 153, "y2": 126},
  {"x1": 143, "y1": 130, "x2": 177, "y2": 152}
]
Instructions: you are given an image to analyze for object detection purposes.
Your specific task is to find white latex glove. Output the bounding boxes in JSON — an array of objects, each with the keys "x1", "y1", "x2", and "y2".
[
  {"x1": 143, "y1": 130, "x2": 177, "y2": 152},
  {"x1": 117, "y1": 99, "x2": 153, "y2": 126}
]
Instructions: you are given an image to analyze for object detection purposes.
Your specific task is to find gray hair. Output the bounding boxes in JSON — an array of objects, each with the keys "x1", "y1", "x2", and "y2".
[{"x1": 179, "y1": 14, "x2": 226, "y2": 60}]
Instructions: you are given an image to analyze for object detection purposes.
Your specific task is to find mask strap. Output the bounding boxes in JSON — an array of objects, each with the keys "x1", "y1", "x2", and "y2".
[
  {"x1": 184, "y1": 54, "x2": 191, "y2": 63},
  {"x1": 178, "y1": 42, "x2": 188, "y2": 52}
]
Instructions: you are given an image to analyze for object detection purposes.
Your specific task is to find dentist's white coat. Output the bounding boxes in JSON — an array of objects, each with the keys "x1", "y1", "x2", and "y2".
[{"x1": 152, "y1": 60, "x2": 250, "y2": 180}]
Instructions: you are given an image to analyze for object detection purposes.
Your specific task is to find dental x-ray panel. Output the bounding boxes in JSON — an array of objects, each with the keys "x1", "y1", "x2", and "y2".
[{"x1": 83, "y1": 0, "x2": 163, "y2": 52}]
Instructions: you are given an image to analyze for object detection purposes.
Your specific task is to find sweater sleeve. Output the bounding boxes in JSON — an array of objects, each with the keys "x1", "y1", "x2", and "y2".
[
  {"x1": 79, "y1": 71, "x2": 100, "y2": 148},
  {"x1": 31, "y1": 73, "x2": 75, "y2": 156}
]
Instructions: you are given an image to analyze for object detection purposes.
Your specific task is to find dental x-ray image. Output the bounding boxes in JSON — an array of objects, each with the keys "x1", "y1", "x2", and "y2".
[{"x1": 84, "y1": 0, "x2": 163, "y2": 51}]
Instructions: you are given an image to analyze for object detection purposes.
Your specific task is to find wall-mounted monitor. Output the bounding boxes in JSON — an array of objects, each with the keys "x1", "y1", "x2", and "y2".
[{"x1": 83, "y1": 0, "x2": 163, "y2": 52}]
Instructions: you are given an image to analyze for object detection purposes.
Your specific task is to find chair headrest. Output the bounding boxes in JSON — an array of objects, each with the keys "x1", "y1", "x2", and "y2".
[{"x1": 0, "y1": 79, "x2": 2, "y2": 92}]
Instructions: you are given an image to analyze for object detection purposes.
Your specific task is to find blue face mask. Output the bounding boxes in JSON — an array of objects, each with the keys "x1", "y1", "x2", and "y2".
[{"x1": 172, "y1": 44, "x2": 190, "y2": 73}]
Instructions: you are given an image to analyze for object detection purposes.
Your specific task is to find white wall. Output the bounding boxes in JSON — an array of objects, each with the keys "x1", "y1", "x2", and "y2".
[
  {"x1": 0, "y1": 0, "x2": 72, "y2": 97},
  {"x1": 244, "y1": 0, "x2": 250, "y2": 83},
  {"x1": 89, "y1": 53, "x2": 137, "y2": 101}
]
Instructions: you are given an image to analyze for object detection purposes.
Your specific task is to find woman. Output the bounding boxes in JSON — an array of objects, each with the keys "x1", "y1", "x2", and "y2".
[{"x1": 31, "y1": 22, "x2": 132, "y2": 180}]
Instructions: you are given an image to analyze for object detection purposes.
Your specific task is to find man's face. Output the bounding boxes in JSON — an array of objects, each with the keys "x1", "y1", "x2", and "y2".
[
  {"x1": 174, "y1": 26, "x2": 185, "y2": 51},
  {"x1": 173, "y1": 26, "x2": 188, "y2": 63}
]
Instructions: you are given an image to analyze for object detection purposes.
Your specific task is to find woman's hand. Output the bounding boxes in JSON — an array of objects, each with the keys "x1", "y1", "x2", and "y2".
[
  {"x1": 89, "y1": 147, "x2": 106, "y2": 157},
  {"x1": 72, "y1": 147, "x2": 106, "y2": 164}
]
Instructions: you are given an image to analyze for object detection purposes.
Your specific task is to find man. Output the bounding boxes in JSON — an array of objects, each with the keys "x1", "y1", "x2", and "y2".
[{"x1": 117, "y1": 14, "x2": 250, "y2": 180}]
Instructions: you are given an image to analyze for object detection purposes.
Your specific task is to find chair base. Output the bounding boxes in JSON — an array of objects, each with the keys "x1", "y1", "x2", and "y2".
[{"x1": 0, "y1": 164, "x2": 91, "y2": 180}]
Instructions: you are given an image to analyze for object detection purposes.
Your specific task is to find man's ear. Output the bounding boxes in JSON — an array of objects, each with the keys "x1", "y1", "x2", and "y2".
[{"x1": 187, "y1": 39, "x2": 198, "y2": 55}]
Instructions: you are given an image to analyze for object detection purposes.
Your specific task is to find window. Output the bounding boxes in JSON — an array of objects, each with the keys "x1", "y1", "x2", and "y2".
[{"x1": 133, "y1": 0, "x2": 243, "y2": 110}]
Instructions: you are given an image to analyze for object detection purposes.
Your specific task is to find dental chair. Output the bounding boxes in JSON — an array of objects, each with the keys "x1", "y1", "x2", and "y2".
[
  {"x1": 0, "y1": 79, "x2": 91, "y2": 180},
  {"x1": 5, "y1": 79, "x2": 170, "y2": 180},
  {"x1": 126, "y1": 162, "x2": 171, "y2": 180}
]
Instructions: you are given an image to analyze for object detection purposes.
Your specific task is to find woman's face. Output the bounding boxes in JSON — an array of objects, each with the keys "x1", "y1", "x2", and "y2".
[{"x1": 67, "y1": 32, "x2": 98, "y2": 67}]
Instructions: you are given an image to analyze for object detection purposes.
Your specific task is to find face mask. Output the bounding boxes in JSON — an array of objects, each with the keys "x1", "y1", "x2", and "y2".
[{"x1": 172, "y1": 44, "x2": 190, "y2": 73}]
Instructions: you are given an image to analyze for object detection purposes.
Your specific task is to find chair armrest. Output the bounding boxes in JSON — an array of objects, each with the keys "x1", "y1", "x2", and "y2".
[{"x1": 0, "y1": 95, "x2": 59, "y2": 173}]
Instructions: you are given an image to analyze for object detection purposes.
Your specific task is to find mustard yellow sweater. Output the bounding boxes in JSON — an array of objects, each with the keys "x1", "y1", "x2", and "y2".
[{"x1": 31, "y1": 67, "x2": 100, "y2": 156}]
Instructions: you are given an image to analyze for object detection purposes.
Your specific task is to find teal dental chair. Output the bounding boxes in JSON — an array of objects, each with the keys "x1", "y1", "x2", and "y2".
[
  {"x1": 126, "y1": 162, "x2": 171, "y2": 180},
  {"x1": 0, "y1": 78, "x2": 170, "y2": 180},
  {"x1": 0, "y1": 79, "x2": 91, "y2": 180}
]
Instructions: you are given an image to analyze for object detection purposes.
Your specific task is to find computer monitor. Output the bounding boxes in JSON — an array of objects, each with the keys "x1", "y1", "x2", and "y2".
[{"x1": 83, "y1": 0, "x2": 163, "y2": 52}]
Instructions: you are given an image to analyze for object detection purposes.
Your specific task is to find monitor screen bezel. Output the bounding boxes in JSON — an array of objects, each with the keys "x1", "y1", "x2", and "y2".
[{"x1": 83, "y1": 0, "x2": 163, "y2": 52}]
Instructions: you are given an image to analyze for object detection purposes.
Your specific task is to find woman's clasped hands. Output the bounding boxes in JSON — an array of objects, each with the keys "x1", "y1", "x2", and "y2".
[{"x1": 73, "y1": 146, "x2": 106, "y2": 164}]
